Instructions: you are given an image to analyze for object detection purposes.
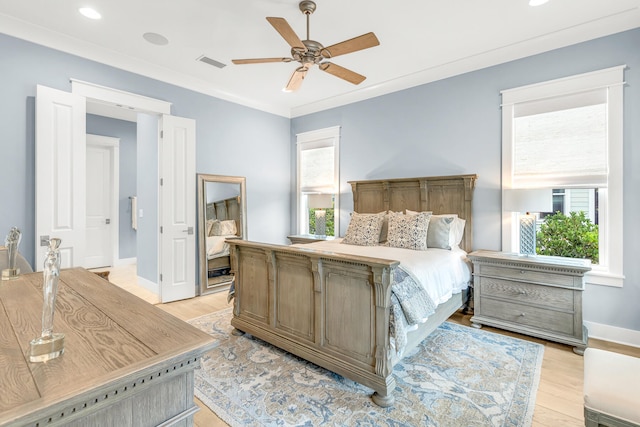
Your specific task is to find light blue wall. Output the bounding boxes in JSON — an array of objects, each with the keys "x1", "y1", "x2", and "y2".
[
  {"x1": 0, "y1": 33, "x2": 291, "y2": 286},
  {"x1": 291, "y1": 28, "x2": 640, "y2": 333},
  {"x1": 86, "y1": 114, "x2": 137, "y2": 260}
]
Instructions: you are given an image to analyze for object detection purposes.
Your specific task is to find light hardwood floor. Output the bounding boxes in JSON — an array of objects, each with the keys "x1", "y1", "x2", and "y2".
[{"x1": 97, "y1": 265, "x2": 640, "y2": 427}]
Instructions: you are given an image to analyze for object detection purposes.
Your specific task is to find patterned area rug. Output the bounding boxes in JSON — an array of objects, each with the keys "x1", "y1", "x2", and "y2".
[{"x1": 188, "y1": 308, "x2": 543, "y2": 427}]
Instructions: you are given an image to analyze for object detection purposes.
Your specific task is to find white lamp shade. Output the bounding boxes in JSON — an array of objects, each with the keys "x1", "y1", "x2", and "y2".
[
  {"x1": 503, "y1": 189, "x2": 552, "y2": 213},
  {"x1": 308, "y1": 194, "x2": 333, "y2": 209}
]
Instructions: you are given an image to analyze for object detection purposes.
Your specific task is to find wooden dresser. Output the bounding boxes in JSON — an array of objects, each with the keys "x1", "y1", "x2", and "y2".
[
  {"x1": 468, "y1": 250, "x2": 591, "y2": 354},
  {"x1": 0, "y1": 268, "x2": 215, "y2": 427}
]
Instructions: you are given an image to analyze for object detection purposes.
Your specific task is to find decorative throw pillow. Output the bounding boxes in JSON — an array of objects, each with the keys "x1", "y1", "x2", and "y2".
[
  {"x1": 426, "y1": 215, "x2": 456, "y2": 249},
  {"x1": 206, "y1": 219, "x2": 217, "y2": 236},
  {"x1": 407, "y1": 210, "x2": 462, "y2": 250},
  {"x1": 342, "y1": 212, "x2": 386, "y2": 246},
  {"x1": 211, "y1": 219, "x2": 237, "y2": 236},
  {"x1": 386, "y1": 211, "x2": 431, "y2": 250}
]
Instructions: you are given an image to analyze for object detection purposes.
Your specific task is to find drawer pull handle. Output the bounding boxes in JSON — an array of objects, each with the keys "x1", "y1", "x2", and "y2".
[
  {"x1": 520, "y1": 270, "x2": 526, "y2": 274},
  {"x1": 520, "y1": 313, "x2": 526, "y2": 317},
  {"x1": 519, "y1": 290, "x2": 527, "y2": 295}
]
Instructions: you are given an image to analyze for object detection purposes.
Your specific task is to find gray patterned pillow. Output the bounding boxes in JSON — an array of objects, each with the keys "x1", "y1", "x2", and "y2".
[
  {"x1": 386, "y1": 211, "x2": 431, "y2": 250},
  {"x1": 342, "y1": 212, "x2": 385, "y2": 246}
]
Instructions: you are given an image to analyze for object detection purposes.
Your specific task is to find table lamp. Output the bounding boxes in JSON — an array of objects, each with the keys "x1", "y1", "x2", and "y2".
[
  {"x1": 308, "y1": 194, "x2": 333, "y2": 236},
  {"x1": 503, "y1": 188, "x2": 552, "y2": 256}
]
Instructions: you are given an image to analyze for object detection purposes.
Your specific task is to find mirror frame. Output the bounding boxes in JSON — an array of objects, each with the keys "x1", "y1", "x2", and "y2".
[{"x1": 197, "y1": 174, "x2": 247, "y2": 295}]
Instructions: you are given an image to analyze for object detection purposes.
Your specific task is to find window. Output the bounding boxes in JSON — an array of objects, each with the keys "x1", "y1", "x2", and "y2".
[
  {"x1": 501, "y1": 66, "x2": 624, "y2": 286},
  {"x1": 296, "y1": 126, "x2": 340, "y2": 236}
]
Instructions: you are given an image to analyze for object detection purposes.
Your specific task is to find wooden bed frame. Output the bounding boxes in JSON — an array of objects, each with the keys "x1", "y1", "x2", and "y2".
[{"x1": 228, "y1": 174, "x2": 477, "y2": 406}]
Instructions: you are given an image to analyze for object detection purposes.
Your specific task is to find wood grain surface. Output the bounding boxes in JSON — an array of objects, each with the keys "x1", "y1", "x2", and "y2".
[{"x1": 0, "y1": 267, "x2": 215, "y2": 426}]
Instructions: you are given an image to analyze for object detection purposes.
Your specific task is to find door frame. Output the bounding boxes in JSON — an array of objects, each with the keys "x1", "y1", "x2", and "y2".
[
  {"x1": 87, "y1": 134, "x2": 120, "y2": 267},
  {"x1": 69, "y1": 80, "x2": 196, "y2": 302}
]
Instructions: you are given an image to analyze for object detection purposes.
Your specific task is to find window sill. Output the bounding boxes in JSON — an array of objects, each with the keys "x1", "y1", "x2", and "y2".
[{"x1": 585, "y1": 269, "x2": 624, "y2": 287}]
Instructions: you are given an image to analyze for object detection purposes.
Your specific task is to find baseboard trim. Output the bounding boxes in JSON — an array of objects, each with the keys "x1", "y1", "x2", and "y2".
[
  {"x1": 136, "y1": 275, "x2": 159, "y2": 295},
  {"x1": 585, "y1": 321, "x2": 640, "y2": 348},
  {"x1": 115, "y1": 257, "x2": 137, "y2": 267}
]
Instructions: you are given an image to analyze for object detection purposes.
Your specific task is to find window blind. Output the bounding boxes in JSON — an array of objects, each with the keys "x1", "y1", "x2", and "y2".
[
  {"x1": 513, "y1": 89, "x2": 608, "y2": 188},
  {"x1": 300, "y1": 143, "x2": 335, "y2": 193}
]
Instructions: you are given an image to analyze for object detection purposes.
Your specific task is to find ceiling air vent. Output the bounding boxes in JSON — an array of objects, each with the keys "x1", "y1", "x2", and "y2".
[{"x1": 197, "y1": 55, "x2": 226, "y2": 69}]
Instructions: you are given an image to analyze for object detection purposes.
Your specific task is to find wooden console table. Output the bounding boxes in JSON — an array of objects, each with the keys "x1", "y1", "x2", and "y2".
[{"x1": 0, "y1": 268, "x2": 215, "y2": 427}]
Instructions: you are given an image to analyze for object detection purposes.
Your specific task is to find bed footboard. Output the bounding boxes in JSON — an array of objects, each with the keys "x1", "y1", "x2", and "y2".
[{"x1": 228, "y1": 239, "x2": 400, "y2": 406}]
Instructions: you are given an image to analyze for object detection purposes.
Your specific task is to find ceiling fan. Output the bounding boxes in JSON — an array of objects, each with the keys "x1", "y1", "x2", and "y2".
[{"x1": 232, "y1": 0, "x2": 380, "y2": 92}]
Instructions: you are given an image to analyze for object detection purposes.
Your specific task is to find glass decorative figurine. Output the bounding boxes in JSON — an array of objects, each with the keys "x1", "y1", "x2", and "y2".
[
  {"x1": 2, "y1": 226, "x2": 22, "y2": 280},
  {"x1": 29, "y1": 238, "x2": 65, "y2": 362}
]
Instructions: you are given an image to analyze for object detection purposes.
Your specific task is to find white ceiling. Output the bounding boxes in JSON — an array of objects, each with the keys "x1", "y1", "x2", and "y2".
[{"x1": 1, "y1": 0, "x2": 638, "y2": 118}]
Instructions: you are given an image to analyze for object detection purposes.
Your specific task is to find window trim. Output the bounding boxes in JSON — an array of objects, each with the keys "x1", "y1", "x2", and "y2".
[
  {"x1": 501, "y1": 66, "x2": 625, "y2": 287},
  {"x1": 296, "y1": 126, "x2": 340, "y2": 235}
]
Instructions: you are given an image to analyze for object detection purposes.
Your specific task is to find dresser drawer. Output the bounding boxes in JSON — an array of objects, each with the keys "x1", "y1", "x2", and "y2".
[
  {"x1": 476, "y1": 277, "x2": 575, "y2": 311},
  {"x1": 476, "y1": 264, "x2": 581, "y2": 288},
  {"x1": 478, "y1": 298, "x2": 575, "y2": 336}
]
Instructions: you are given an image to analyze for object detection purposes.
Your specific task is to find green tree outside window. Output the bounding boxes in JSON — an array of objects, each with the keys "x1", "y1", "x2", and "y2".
[{"x1": 536, "y1": 211, "x2": 599, "y2": 263}]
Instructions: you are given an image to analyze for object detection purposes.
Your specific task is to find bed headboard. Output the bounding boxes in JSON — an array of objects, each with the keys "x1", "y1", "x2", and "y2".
[
  {"x1": 206, "y1": 196, "x2": 242, "y2": 236},
  {"x1": 348, "y1": 174, "x2": 478, "y2": 252}
]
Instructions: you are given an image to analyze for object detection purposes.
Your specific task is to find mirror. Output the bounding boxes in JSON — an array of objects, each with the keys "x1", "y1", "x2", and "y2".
[{"x1": 197, "y1": 174, "x2": 247, "y2": 295}]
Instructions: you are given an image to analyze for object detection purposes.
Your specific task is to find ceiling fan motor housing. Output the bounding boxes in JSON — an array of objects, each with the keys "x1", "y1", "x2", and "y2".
[
  {"x1": 299, "y1": 1, "x2": 317, "y2": 15},
  {"x1": 292, "y1": 39, "x2": 326, "y2": 65}
]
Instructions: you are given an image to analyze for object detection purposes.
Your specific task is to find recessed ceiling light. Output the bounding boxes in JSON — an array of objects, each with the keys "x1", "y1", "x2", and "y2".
[
  {"x1": 529, "y1": 0, "x2": 549, "y2": 6},
  {"x1": 143, "y1": 32, "x2": 169, "y2": 46},
  {"x1": 79, "y1": 7, "x2": 101, "y2": 20}
]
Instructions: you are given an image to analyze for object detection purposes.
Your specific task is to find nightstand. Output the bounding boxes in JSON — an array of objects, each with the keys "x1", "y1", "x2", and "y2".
[
  {"x1": 287, "y1": 234, "x2": 336, "y2": 244},
  {"x1": 468, "y1": 250, "x2": 592, "y2": 354}
]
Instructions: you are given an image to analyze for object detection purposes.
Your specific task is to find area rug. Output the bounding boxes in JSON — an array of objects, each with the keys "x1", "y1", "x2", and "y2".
[{"x1": 188, "y1": 308, "x2": 544, "y2": 427}]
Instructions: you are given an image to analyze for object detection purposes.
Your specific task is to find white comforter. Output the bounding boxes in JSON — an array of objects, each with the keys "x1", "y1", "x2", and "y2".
[{"x1": 293, "y1": 238, "x2": 471, "y2": 306}]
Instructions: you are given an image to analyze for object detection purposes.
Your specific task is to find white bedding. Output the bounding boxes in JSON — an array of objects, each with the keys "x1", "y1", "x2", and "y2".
[{"x1": 293, "y1": 238, "x2": 471, "y2": 306}]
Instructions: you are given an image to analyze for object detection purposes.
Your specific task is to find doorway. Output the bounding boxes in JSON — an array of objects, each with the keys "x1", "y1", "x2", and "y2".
[
  {"x1": 36, "y1": 82, "x2": 197, "y2": 302},
  {"x1": 85, "y1": 134, "x2": 119, "y2": 269}
]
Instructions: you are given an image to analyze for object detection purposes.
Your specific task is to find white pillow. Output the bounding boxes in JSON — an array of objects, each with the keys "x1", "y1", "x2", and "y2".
[
  {"x1": 342, "y1": 212, "x2": 386, "y2": 246},
  {"x1": 452, "y1": 218, "x2": 466, "y2": 247},
  {"x1": 386, "y1": 211, "x2": 430, "y2": 250}
]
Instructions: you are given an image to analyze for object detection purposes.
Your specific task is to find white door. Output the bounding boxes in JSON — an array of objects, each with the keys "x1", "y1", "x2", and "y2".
[
  {"x1": 85, "y1": 136, "x2": 119, "y2": 268},
  {"x1": 159, "y1": 115, "x2": 196, "y2": 302},
  {"x1": 35, "y1": 85, "x2": 86, "y2": 270}
]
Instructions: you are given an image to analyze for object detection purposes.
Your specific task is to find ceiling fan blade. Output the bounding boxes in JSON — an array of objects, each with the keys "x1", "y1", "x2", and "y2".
[
  {"x1": 266, "y1": 17, "x2": 306, "y2": 51},
  {"x1": 232, "y1": 57, "x2": 292, "y2": 65},
  {"x1": 319, "y1": 62, "x2": 366, "y2": 85},
  {"x1": 283, "y1": 66, "x2": 309, "y2": 92},
  {"x1": 321, "y1": 32, "x2": 380, "y2": 58}
]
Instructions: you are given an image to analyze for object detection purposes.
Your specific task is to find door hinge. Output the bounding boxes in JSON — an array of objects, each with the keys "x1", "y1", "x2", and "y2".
[
  {"x1": 160, "y1": 130, "x2": 164, "y2": 138},
  {"x1": 160, "y1": 226, "x2": 163, "y2": 233},
  {"x1": 160, "y1": 178, "x2": 163, "y2": 186},
  {"x1": 160, "y1": 274, "x2": 163, "y2": 282}
]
